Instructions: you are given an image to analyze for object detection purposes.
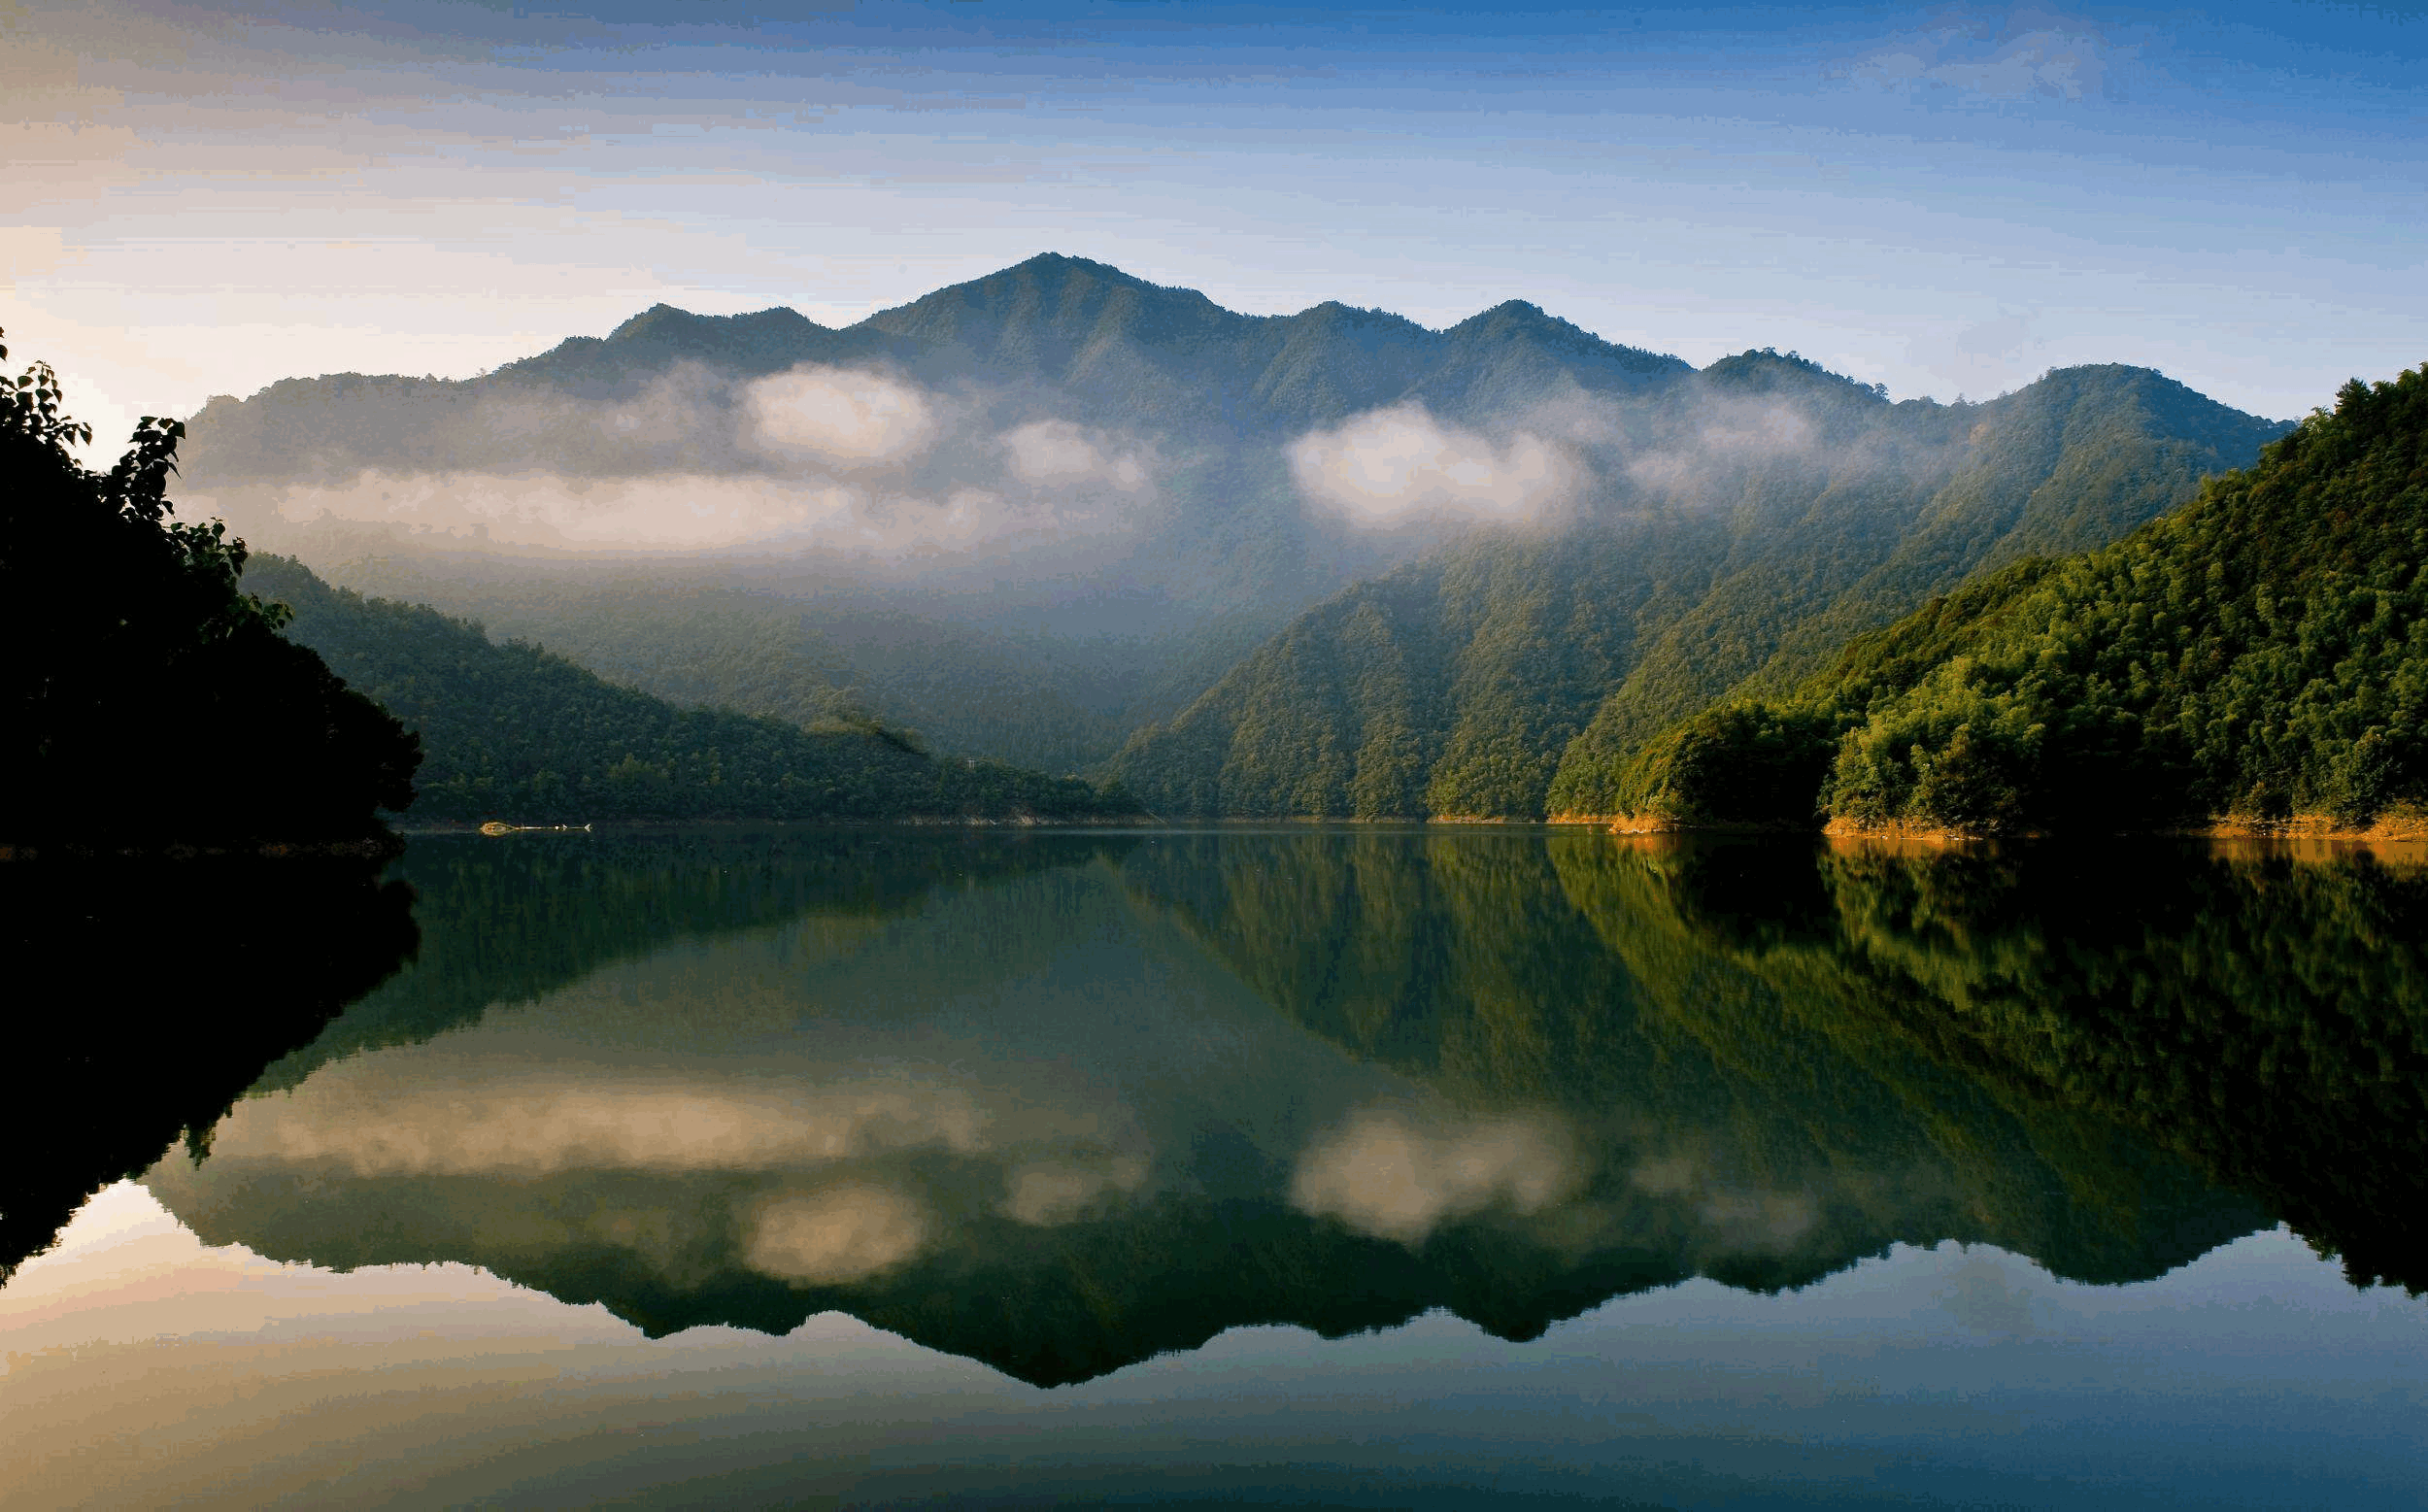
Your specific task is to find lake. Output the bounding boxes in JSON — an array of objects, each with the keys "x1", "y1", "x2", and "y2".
[{"x1": 5, "y1": 828, "x2": 2425, "y2": 1508}]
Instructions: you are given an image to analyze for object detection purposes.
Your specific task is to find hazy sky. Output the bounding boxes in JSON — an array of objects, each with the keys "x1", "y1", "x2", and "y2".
[{"x1": 6, "y1": 1, "x2": 2422, "y2": 454}]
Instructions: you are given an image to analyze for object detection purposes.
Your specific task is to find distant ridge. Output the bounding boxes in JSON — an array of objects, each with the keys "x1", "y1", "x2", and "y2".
[{"x1": 190, "y1": 252, "x2": 1693, "y2": 471}]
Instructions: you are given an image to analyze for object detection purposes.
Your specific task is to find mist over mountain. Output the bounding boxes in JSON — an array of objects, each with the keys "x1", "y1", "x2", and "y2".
[
  {"x1": 179, "y1": 255, "x2": 2283, "y2": 780},
  {"x1": 239, "y1": 554, "x2": 1144, "y2": 825}
]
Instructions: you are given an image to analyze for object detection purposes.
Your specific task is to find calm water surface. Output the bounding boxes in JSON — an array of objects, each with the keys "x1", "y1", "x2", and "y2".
[{"x1": 5, "y1": 828, "x2": 2425, "y2": 1508}]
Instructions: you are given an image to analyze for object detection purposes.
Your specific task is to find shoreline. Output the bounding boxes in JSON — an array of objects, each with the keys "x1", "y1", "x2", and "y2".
[
  {"x1": 0, "y1": 811, "x2": 1160, "y2": 858},
  {"x1": 0, "y1": 835, "x2": 406, "y2": 862},
  {"x1": 1544, "y1": 810, "x2": 2428, "y2": 847}
]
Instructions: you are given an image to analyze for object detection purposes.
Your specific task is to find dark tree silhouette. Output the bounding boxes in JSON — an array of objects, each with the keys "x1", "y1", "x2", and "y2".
[{"x1": 0, "y1": 330, "x2": 420, "y2": 846}]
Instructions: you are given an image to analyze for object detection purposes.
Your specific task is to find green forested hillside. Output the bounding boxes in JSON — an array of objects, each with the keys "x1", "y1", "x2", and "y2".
[
  {"x1": 1550, "y1": 363, "x2": 2291, "y2": 809},
  {"x1": 1616, "y1": 363, "x2": 2428, "y2": 833},
  {"x1": 243, "y1": 556, "x2": 1144, "y2": 824},
  {"x1": 1113, "y1": 359, "x2": 2285, "y2": 818}
]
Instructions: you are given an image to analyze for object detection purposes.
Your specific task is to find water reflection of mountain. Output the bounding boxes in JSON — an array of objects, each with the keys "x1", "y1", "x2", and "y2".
[
  {"x1": 134, "y1": 831, "x2": 2420, "y2": 1388},
  {"x1": 1593, "y1": 836, "x2": 2428, "y2": 1294},
  {"x1": 5, "y1": 853, "x2": 415, "y2": 1277}
]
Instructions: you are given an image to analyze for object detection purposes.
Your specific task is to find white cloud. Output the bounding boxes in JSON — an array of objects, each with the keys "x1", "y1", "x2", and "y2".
[
  {"x1": 1849, "y1": 16, "x2": 2119, "y2": 104},
  {"x1": 1000, "y1": 419, "x2": 1148, "y2": 490},
  {"x1": 199, "y1": 463, "x2": 1143, "y2": 557},
  {"x1": 211, "y1": 468, "x2": 864, "y2": 552},
  {"x1": 1289, "y1": 403, "x2": 1571, "y2": 527},
  {"x1": 1622, "y1": 395, "x2": 1823, "y2": 496},
  {"x1": 744, "y1": 365, "x2": 937, "y2": 468}
]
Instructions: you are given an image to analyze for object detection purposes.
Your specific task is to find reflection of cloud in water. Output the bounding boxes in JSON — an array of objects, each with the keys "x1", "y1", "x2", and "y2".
[
  {"x1": 745, "y1": 1184, "x2": 930, "y2": 1284},
  {"x1": 1699, "y1": 1190, "x2": 1819, "y2": 1252},
  {"x1": 215, "y1": 1076, "x2": 1001, "y2": 1177},
  {"x1": 1937, "y1": 1253, "x2": 2039, "y2": 1336},
  {"x1": 999, "y1": 1156, "x2": 1149, "y2": 1226},
  {"x1": 1629, "y1": 1145, "x2": 1817, "y2": 1252},
  {"x1": 1291, "y1": 1109, "x2": 1576, "y2": 1245},
  {"x1": 1628, "y1": 1153, "x2": 1700, "y2": 1196}
]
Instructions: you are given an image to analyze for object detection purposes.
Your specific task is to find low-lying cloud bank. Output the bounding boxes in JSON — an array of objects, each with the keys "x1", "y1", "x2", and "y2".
[
  {"x1": 1286, "y1": 374, "x2": 1930, "y2": 534},
  {"x1": 194, "y1": 344, "x2": 1946, "y2": 568},
  {"x1": 744, "y1": 366, "x2": 939, "y2": 470},
  {"x1": 195, "y1": 361, "x2": 1163, "y2": 557}
]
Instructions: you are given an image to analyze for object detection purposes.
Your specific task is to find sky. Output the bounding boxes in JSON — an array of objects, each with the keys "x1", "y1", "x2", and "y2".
[{"x1": 5, "y1": 0, "x2": 2424, "y2": 456}]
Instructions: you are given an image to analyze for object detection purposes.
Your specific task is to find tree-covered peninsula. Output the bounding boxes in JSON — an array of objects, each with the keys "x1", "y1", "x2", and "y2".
[
  {"x1": 1606, "y1": 362, "x2": 2428, "y2": 835},
  {"x1": 0, "y1": 331, "x2": 419, "y2": 847},
  {"x1": 241, "y1": 555, "x2": 1147, "y2": 825}
]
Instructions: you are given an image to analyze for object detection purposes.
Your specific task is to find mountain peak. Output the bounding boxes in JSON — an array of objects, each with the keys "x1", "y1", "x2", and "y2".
[
  {"x1": 1002, "y1": 251, "x2": 1143, "y2": 282},
  {"x1": 605, "y1": 304, "x2": 822, "y2": 345},
  {"x1": 1445, "y1": 300, "x2": 1560, "y2": 339},
  {"x1": 924, "y1": 252, "x2": 1216, "y2": 310},
  {"x1": 1701, "y1": 348, "x2": 1886, "y2": 402}
]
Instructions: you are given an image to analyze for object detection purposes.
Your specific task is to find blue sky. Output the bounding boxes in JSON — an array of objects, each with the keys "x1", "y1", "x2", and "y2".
[{"x1": 5, "y1": 1, "x2": 2422, "y2": 451}]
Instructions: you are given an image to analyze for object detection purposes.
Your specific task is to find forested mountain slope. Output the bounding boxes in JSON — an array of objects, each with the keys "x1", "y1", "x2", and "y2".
[
  {"x1": 1112, "y1": 359, "x2": 2285, "y2": 818},
  {"x1": 1613, "y1": 362, "x2": 2428, "y2": 834},
  {"x1": 243, "y1": 555, "x2": 1144, "y2": 824}
]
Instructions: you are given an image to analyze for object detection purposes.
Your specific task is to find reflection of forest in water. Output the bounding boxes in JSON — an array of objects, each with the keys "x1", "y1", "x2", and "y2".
[{"x1": 18, "y1": 829, "x2": 2422, "y2": 1386}]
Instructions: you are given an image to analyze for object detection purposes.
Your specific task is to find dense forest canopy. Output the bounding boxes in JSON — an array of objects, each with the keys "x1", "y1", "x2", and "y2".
[
  {"x1": 1615, "y1": 361, "x2": 2428, "y2": 834},
  {"x1": 242, "y1": 554, "x2": 1145, "y2": 825},
  {"x1": 0, "y1": 330, "x2": 418, "y2": 846}
]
